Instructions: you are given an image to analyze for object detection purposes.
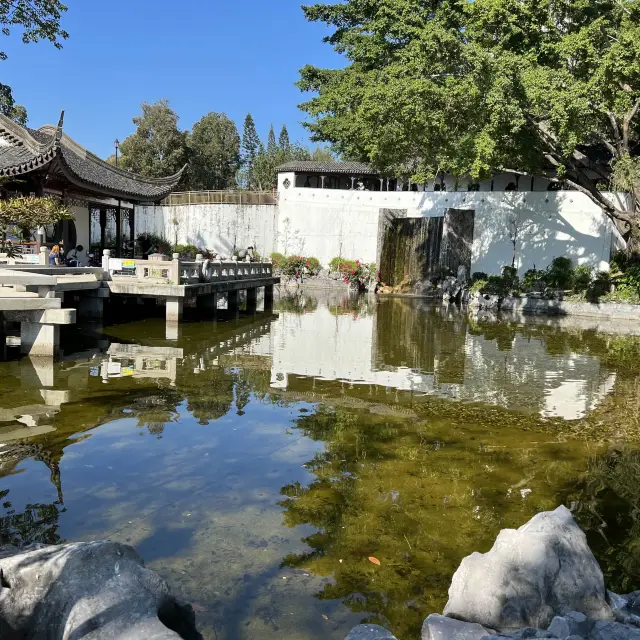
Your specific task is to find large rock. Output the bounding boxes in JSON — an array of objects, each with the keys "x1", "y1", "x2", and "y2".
[
  {"x1": 422, "y1": 614, "x2": 494, "y2": 640},
  {"x1": 443, "y1": 506, "x2": 612, "y2": 631},
  {"x1": 344, "y1": 624, "x2": 398, "y2": 639},
  {"x1": 0, "y1": 541, "x2": 200, "y2": 639}
]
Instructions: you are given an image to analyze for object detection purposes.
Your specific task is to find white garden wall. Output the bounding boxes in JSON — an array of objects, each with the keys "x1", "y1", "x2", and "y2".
[
  {"x1": 135, "y1": 187, "x2": 626, "y2": 274},
  {"x1": 135, "y1": 203, "x2": 277, "y2": 259}
]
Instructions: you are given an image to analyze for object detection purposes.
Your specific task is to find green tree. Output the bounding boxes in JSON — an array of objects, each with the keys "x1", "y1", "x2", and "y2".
[
  {"x1": 0, "y1": 0, "x2": 68, "y2": 61},
  {"x1": 278, "y1": 125, "x2": 290, "y2": 151},
  {"x1": 299, "y1": 0, "x2": 640, "y2": 247},
  {"x1": 116, "y1": 100, "x2": 188, "y2": 179},
  {"x1": 240, "y1": 113, "x2": 261, "y2": 188},
  {"x1": 252, "y1": 140, "x2": 310, "y2": 190},
  {"x1": 188, "y1": 112, "x2": 240, "y2": 190},
  {"x1": 0, "y1": 83, "x2": 26, "y2": 125},
  {"x1": 0, "y1": 0, "x2": 69, "y2": 125},
  {"x1": 311, "y1": 146, "x2": 335, "y2": 162},
  {"x1": 267, "y1": 125, "x2": 277, "y2": 152}
]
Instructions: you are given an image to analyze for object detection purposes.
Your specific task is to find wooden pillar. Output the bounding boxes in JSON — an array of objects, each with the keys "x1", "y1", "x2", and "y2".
[
  {"x1": 115, "y1": 202, "x2": 122, "y2": 258},
  {"x1": 129, "y1": 207, "x2": 135, "y2": 254},
  {"x1": 99, "y1": 208, "x2": 106, "y2": 252}
]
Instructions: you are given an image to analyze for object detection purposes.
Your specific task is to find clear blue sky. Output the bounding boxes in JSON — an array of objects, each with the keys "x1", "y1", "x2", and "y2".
[{"x1": 1, "y1": 0, "x2": 342, "y2": 159}]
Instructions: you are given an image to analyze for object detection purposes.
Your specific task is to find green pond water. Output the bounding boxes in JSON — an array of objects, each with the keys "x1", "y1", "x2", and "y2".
[{"x1": 2, "y1": 293, "x2": 640, "y2": 639}]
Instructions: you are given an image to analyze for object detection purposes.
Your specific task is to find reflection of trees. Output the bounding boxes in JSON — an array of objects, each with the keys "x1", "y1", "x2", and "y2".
[
  {"x1": 275, "y1": 293, "x2": 319, "y2": 314},
  {"x1": 0, "y1": 442, "x2": 65, "y2": 547},
  {"x1": 564, "y1": 447, "x2": 640, "y2": 595},
  {"x1": 178, "y1": 368, "x2": 235, "y2": 425},
  {"x1": 329, "y1": 295, "x2": 377, "y2": 319},
  {"x1": 277, "y1": 402, "x2": 587, "y2": 639}
]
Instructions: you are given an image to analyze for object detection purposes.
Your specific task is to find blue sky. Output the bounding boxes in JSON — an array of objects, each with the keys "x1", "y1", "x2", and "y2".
[{"x1": 1, "y1": 0, "x2": 342, "y2": 159}]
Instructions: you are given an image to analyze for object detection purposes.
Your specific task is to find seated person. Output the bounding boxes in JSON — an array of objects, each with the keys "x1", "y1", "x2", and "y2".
[
  {"x1": 66, "y1": 245, "x2": 85, "y2": 267},
  {"x1": 49, "y1": 245, "x2": 62, "y2": 266},
  {"x1": 236, "y1": 246, "x2": 255, "y2": 262}
]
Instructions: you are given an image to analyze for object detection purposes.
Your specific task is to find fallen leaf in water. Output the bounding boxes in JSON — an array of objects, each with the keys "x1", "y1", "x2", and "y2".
[
  {"x1": 368, "y1": 556, "x2": 381, "y2": 566},
  {"x1": 322, "y1": 614, "x2": 329, "y2": 621}
]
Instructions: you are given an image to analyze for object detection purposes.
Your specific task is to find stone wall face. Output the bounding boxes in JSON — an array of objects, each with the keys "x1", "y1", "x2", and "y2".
[{"x1": 135, "y1": 189, "x2": 626, "y2": 274}]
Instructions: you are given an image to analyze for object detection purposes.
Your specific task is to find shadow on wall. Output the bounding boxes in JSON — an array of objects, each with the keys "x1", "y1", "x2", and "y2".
[{"x1": 470, "y1": 192, "x2": 614, "y2": 275}]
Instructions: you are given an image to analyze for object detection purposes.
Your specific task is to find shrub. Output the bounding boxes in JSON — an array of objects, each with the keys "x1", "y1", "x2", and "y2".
[
  {"x1": 342, "y1": 260, "x2": 380, "y2": 289},
  {"x1": 470, "y1": 279, "x2": 487, "y2": 295},
  {"x1": 329, "y1": 257, "x2": 358, "y2": 273},
  {"x1": 573, "y1": 265, "x2": 593, "y2": 292},
  {"x1": 305, "y1": 257, "x2": 322, "y2": 275},
  {"x1": 174, "y1": 244, "x2": 200, "y2": 259},
  {"x1": 501, "y1": 266, "x2": 519, "y2": 291},
  {"x1": 471, "y1": 272, "x2": 488, "y2": 283},
  {"x1": 522, "y1": 269, "x2": 546, "y2": 291},
  {"x1": 270, "y1": 252, "x2": 285, "y2": 269},
  {"x1": 545, "y1": 257, "x2": 574, "y2": 289}
]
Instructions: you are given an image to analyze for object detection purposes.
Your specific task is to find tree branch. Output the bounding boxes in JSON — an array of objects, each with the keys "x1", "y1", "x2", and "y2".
[{"x1": 623, "y1": 96, "x2": 640, "y2": 152}]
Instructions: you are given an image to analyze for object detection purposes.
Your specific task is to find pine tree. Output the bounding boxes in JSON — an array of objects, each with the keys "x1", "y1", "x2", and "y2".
[
  {"x1": 278, "y1": 125, "x2": 290, "y2": 151},
  {"x1": 267, "y1": 125, "x2": 277, "y2": 153},
  {"x1": 241, "y1": 114, "x2": 260, "y2": 166}
]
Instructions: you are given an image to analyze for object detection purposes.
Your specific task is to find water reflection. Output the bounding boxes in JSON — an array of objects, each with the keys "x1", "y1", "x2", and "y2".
[
  {"x1": 0, "y1": 294, "x2": 640, "y2": 638},
  {"x1": 258, "y1": 295, "x2": 618, "y2": 420}
]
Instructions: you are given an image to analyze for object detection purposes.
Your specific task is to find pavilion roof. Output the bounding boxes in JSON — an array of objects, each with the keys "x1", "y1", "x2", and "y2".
[
  {"x1": 0, "y1": 112, "x2": 185, "y2": 202},
  {"x1": 276, "y1": 160, "x2": 379, "y2": 175}
]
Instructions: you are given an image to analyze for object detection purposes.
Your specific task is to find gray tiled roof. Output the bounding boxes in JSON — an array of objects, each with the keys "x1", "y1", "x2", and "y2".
[
  {"x1": 0, "y1": 113, "x2": 184, "y2": 201},
  {"x1": 276, "y1": 160, "x2": 378, "y2": 175}
]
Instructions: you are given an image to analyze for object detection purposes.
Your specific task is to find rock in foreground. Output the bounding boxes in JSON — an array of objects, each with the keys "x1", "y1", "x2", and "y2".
[
  {"x1": 443, "y1": 505, "x2": 612, "y2": 631},
  {"x1": 0, "y1": 540, "x2": 200, "y2": 639}
]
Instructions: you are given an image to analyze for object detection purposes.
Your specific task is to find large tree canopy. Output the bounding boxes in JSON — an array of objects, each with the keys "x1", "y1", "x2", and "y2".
[
  {"x1": 188, "y1": 112, "x2": 240, "y2": 190},
  {"x1": 116, "y1": 100, "x2": 188, "y2": 179},
  {"x1": 299, "y1": 0, "x2": 640, "y2": 239}
]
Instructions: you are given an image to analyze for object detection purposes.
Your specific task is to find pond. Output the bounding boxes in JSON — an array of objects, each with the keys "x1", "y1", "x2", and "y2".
[{"x1": 2, "y1": 293, "x2": 640, "y2": 639}]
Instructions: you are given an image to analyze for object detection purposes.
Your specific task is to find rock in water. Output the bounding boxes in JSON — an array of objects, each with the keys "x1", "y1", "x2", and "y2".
[
  {"x1": 422, "y1": 614, "x2": 494, "y2": 640},
  {"x1": 344, "y1": 624, "x2": 398, "y2": 639},
  {"x1": 443, "y1": 506, "x2": 612, "y2": 631},
  {"x1": 0, "y1": 541, "x2": 200, "y2": 639}
]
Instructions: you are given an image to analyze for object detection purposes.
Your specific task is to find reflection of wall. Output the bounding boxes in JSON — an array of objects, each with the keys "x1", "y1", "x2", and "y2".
[{"x1": 254, "y1": 300, "x2": 617, "y2": 421}]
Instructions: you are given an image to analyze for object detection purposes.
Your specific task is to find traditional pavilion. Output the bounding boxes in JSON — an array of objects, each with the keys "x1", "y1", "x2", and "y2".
[
  {"x1": 276, "y1": 160, "x2": 394, "y2": 191},
  {"x1": 0, "y1": 111, "x2": 184, "y2": 258}
]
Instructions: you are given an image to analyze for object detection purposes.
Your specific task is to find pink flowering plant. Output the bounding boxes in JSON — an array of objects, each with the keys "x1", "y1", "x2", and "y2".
[
  {"x1": 280, "y1": 255, "x2": 322, "y2": 282},
  {"x1": 342, "y1": 260, "x2": 380, "y2": 290}
]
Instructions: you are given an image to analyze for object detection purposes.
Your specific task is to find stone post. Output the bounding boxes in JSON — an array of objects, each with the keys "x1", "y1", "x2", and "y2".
[
  {"x1": 102, "y1": 249, "x2": 111, "y2": 272},
  {"x1": 172, "y1": 253, "x2": 181, "y2": 284},
  {"x1": 39, "y1": 246, "x2": 50, "y2": 266}
]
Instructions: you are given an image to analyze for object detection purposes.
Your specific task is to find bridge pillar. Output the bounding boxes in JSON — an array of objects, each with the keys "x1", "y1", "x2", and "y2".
[
  {"x1": 0, "y1": 312, "x2": 6, "y2": 360},
  {"x1": 21, "y1": 322, "x2": 60, "y2": 358},
  {"x1": 246, "y1": 287, "x2": 258, "y2": 313},
  {"x1": 197, "y1": 292, "x2": 218, "y2": 316},
  {"x1": 264, "y1": 285, "x2": 274, "y2": 311},
  {"x1": 227, "y1": 290, "x2": 239, "y2": 310},
  {"x1": 166, "y1": 297, "x2": 183, "y2": 324}
]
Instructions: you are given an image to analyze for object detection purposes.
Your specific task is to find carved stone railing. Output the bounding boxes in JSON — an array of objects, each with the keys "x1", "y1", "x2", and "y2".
[{"x1": 104, "y1": 250, "x2": 273, "y2": 285}]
